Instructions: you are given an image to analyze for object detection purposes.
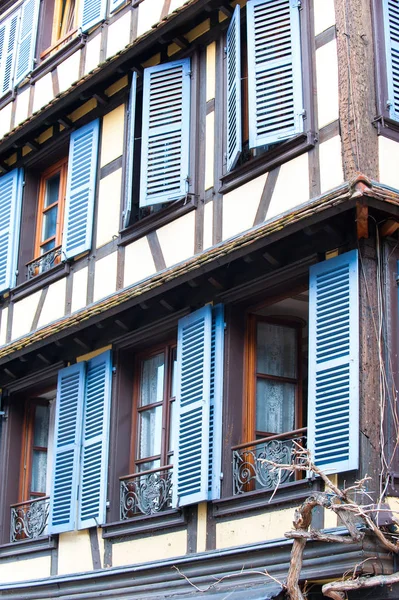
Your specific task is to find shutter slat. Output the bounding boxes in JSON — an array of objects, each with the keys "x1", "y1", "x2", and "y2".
[
  {"x1": 123, "y1": 72, "x2": 137, "y2": 228},
  {"x1": 226, "y1": 4, "x2": 242, "y2": 172},
  {"x1": 63, "y1": 120, "x2": 99, "y2": 259},
  {"x1": 81, "y1": 0, "x2": 107, "y2": 32},
  {"x1": 140, "y1": 59, "x2": 190, "y2": 207},
  {"x1": 49, "y1": 364, "x2": 85, "y2": 534},
  {"x1": 208, "y1": 304, "x2": 224, "y2": 500},
  {"x1": 383, "y1": 0, "x2": 399, "y2": 120},
  {"x1": 308, "y1": 250, "x2": 359, "y2": 474},
  {"x1": 0, "y1": 12, "x2": 20, "y2": 97},
  {"x1": 247, "y1": 0, "x2": 303, "y2": 148},
  {"x1": 110, "y1": 0, "x2": 124, "y2": 13},
  {"x1": 78, "y1": 350, "x2": 112, "y2": 529},
  {"x1": 15, "y1": 0, "x2": 39, "y2": 85},
  {"x1": 0, "y1": 169, "x2": 23, "y2": 293}
]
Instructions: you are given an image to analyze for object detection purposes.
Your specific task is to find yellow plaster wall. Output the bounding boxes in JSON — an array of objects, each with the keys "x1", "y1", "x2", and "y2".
[
  {"x1": 124, "y1": 236, "x2": 157, "y2": 287},
  {"x1": 0, "y1": 556, "x2": 51, "y2": 584},
  {"x1": 37, "y1": 127, "x2": 53, "y2": 144},
  {"x1": 100, "y1": 104, "x2": 125, "y2": 167},
  {"x1": 32, "y1": 73, "x2": 53, "y2": 114},
  {"x1": 206, "y1": 42, "x2": 216, "y2": 102},
  {"x1": 197, "y1": 502, "x2": 207, "y2": 553},
  {"x1": 205, "y1": 111, "x2": 215, "y2": 190},
  {"x1": 379, "y1": 136, "x2": 399, "y2": 189},
  {"x1": 106, "y1": 10, "x2": 131, "y2": 59},
  {"x1": 71, "y1": 267, "x2": 88, "y2": 313},
  {"x1": 216, "y1": 508, "x2": 295, "y2": 549},
  {"x1": 112, "y1": 530, "x2": 187, "y2": 567},
  {"x1": 185, "y1": 20, "x2": 210, "y2": 43},
  {"x1": 11, "y1": 290, "x2": 41, "y2": 340},
  {"x1": 69, "y1": 99, "x2": 97, "y2": 123},
  {"x1": 316, "y1": 40, "x2": 339, "y2": 129},
  {"x1": 266, "y1": 152, "x2": 309, "y2": 220},
  {"x1": 57, "y1": 51, "x2": 81, "y2": 94},
  {"x1": 76, "y1": 345, "x2": 112, "y2": 362},
  {"x1": 96, "y1": 168, "x2": 122, "y2": 248},
  {"x1": 319, "y1": 136, "x2": 344, "y2": 194},
  {"x1": 93, "y1": 252, "x2": 118, "y2": 302},
  {"x1": 157, "y1": 211, "x2": 195, "y2": 268},
  {"x1": 58, "y1": 530, "x2": 93, "y2": 575},
  {"x1": 14, "y1": 87, "x2": 30, "y2": 126},
  {"x1": 0, "y1": 101, "x2": 12, "y2": 139},
  {"x1": 313, "y1": 0, "x2": 336, "y2": 36},
  {"x1": 37, "y1": 277, "x2": 67, "y2": 329},
  {"x1": 222, "y1": 172, "x2": 267, "y2": 240},
  {"x1": 84, "y1": 33, "x2": 101, "y2": 75},
  {"x1": 0, "y1": 306, "x2": 8, "y2": 346}
]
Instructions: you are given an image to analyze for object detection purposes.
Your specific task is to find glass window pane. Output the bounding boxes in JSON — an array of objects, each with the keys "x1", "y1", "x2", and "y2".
[
  {"x1": 33, "y1": 405, "x2": 49, "y2": 447},
  {"x1": 138, "y1": 459, "x2": 161, "y2": 473},
  {"x1": 256, "y1": 323, "x2": 297, "y2": 378},
  {"x1": 140, "y1": 353, "x2": 165, "y2": 406},
  {"x1": 138, "y1": 406, "x2": 162, "y2": 460},
  {"x1": 41, "y1": 239, "x2": 55, "y2": 254},
  {"x1": 44, "y1": 173, "x2": 60, "y2": 207},
  {"x1": 168, "y1": 400, "x2": 175, "y2": 454},
  {"x1": 42, "y1": 205, "x2": 58, "y2": 242},
  {"x1": 171, "y1": 348, "x2": 177, "y2": 398},
  {"x1": 256, "y1": 379, "x2": 296, "y2": 435},
  {"x1": 31, "y1": 450, "x2": 47, "y2": 494}
]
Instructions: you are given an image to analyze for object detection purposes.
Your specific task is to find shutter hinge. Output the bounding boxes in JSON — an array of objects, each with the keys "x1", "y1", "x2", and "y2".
[
  {"x1": 224, "y1": 322, "x2": 227, "y2": 330},
  {"x1": 112, "y1": 366, "x2": 117, "y2": 374},
  {"x1": 220, "y1": 472, "x2": 224, "y2": 480},
  {"x1": 292, "y1": 0, "x2": 301, "y2": 7},
  {"x1": 224, "y1": 46, "x2": 227, "y2": 55},
  {"x1": 387, "y1": 100, "x2": 393, "y2": 109}
]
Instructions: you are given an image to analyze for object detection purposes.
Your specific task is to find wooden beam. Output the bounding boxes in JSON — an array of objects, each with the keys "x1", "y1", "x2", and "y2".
[
  {"x1": 115, "y1": 319, "x2": 129, "y2": 331},
  {"x1": 73, "y1": 337, "x2": 90, "y2": 352},
  {"x1": 380, "y1": 219, "x2": 399, "y2": 238},
  {"x1": 262, "y1": 251, "x2": 280, "y2": 268},
  {"x1": 37, "y1": 353, "x2": 51, "y2": 365},
  {"x1": 58, "y1": 116, "x2": 73, "y2": 129},
  {"x1": 160, "y1": 298, "x2": 174, "y2": 312},
  {"x1": 356, "y1": 202, "x2": 369, "y2": 239}
]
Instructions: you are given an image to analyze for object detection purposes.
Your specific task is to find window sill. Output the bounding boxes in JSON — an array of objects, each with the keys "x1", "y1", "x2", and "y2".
[
  {"x1": 376, "y1": 116, "x2": 399, "y2": 143},
  {"x1": 30, "y1": 34, "x2": 86, "y2": 86},
  {"x1": 219, "y1": 132, "x2": 316, "y2": 196},
  {"x1": 119, "y1": 196, "x2": 198, "y2": 247},
  {"x1": 102, "y1": 509, "x2": 186, "y2": 539},
  {"x1": 11, "y1": 261, "x2": 70, "y2": 302},
  {"x1": 0, "y1": 536, "x2": 56, "y2": 559}
]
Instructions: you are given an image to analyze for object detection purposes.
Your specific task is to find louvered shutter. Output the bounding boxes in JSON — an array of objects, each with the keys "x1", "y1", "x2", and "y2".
[
  {"x1": 123, "y1": 72, "x2": 137, "y2": 228},
  {"x1": 139, "y1": 59, "x2": 191, "y2": 207},
  {"x1": 308, "y1": 250, "x2": 359, "y2": 474},
  {"x1": 0, "y1": 169, "x2": 23, "y2": 294},
  {"x1": 247, "y1": 0, "x2": 304, "y2": 148},
  {"x1": 0, "y1": 11, "x2": 20, "y2": 96},
  {"x1": 383, "y1": 0, "x2": 399, "y2": 121},
  {"x1": 110, "y1": 0, "x2": 124, "y2": 13},
  {"x1": 81, "y1": 0, "x2": 107, "y2": 33},
  {"x1": 78, "y1": 351, "x2": 112, "y2": 529},
  {"x1": 173, "y1": 306, "x2": 212, "y2": 507},
  {"x1": 226, "y1": 5, "x2": 242, "y2": 172},
  {"x1": 208, "y1": 304, "x2": 224, "y2": 500},
  {"x1": 14, "y1": 0, "x2": 39, "y2": 86},
  {"x1": 49, "y1": 363, "x2": 85, "y2": 534},
  {"x1": 63, "y1": 120, "x2": 99, "y2": 259}
]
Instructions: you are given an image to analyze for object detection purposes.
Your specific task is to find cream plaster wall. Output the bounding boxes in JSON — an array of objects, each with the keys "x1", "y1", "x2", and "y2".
[
  {"x1": 205, "y1": 111, "x2": 215, "y2": 190},
  {"x1": 76, "y1": 345, "x2": 112, "y2": 362},
  {"x1": 137, "y1": 0, "x2": 164, "y2": 38},
  {"x1": 197, "y1": 502, "x2": 207, "y2": 553},
  {"x1": 100, "y1": 104, "x2": 125, "y2": 168},
  {"x1": 0, "y1": 556, "x2": 51, "y2": 583},
  {"x1": 313, "y1": 0, "x2": 336, "y2": 36},
  {"x1": 206, "y1": 42, "x2": 216, "y2": 101},
  {"x1": 14, "y1": 87, "x2": 30, "y2": 126},
  {"x1": 11, "y1": 290, "x2": 41, "y2": 340},
  {"x1": 112, "y1": 530, "x2": 187, "y2": 567},
  {"x1": 57, "y1": 51, "x2": 81, "y2": 94},
  {"x1": 316, "y1": 40, "x2": 339, "y2": 129},
  {"x1": 96, "y1": 169, "x2": 122, "y2": 248},
  {"x1": 379, "y1": 136, "x2": 399, "y2": 189},
  {"x1": 266, "y1": 152, "x2": 309, "y2": 220},
  {"x1": 32, "y1": 73, "x2": 53, "y2": 114},
  {"x1": 0, "y1": 307, "x2": 8, "y2": 346},
  {"x1": 124, "y1": 236, "x2": 156, "y2": 287},
  {"x1": 157, "y1": 211, "x2": 195, "y2": 268},
  {"x1": 203, "y1": 201, "x2": 213, "y2": 250},
  {"x1": 93, "y1": 252, "x2": 118, "y2": 302},
  {"x1": 319, "y1": 136, "x2": 344, "y2": 194},
  {"x1": 84, "y1": 34, "x2": 101, "y2": 75},
  {"x1": 37, "y1": 278, "x2": 67, "y2": 328},
  {"x1": 71, "y1": 267, "x2": 88, "y2": 313},
  {"x1": 58, "y1": 530, "x2": 93, "y2": 575},
  {"x1": 107, "y1": 11, "x2": 131, "y2": 59},
  {"x1": 222, "y1": 172, "x2": 267, "y2": 240},
  {"x1": 216, "y1": 508, "x2": 295, "y2": 549},
  {"x1": 0, "y1": 102, "x2": 12, "y2": 139},
  {"x1": 170, "y1": 0, "x2": 187, "y2": 11}
]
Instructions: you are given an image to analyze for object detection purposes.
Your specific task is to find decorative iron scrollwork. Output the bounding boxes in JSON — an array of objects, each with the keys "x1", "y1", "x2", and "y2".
[
  {"x1": 27, "y1": 247, "x2": 63, "y2": 280},
  {"x1": 10, "y1": 497, "x2": 50, "y2": 542},
  {"x1": 120, "y1": 467, "x2": 172, "y2": 520}
]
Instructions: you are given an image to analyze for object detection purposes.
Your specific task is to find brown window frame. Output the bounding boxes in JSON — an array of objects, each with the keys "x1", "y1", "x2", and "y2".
[{"x1": 40, "y1": 0, "x2": 80, "y2": 60}]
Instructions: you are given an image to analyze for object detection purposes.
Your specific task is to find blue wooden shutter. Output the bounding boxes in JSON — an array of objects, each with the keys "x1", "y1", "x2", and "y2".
[
  {"x1": 308, "y1": 250, "x2": 359, "y2": 474},
  {"x1": 383, "y1": 0, "x2": 399, "y2": 121},
  {"x1": 110, "y1": 0, "x2": 124, "y2": 13},
  {"x1": 0, "y1": 11, "x2": 20, "y2": 96},
  {"x1": 123, "y1": 72, "x2": 137, "y2": 229},
  {"x1": 0, "y1": 169, "x2": 23, "y2": 294},
  {"x1": 81, "y1": 0, "x2": 107, "y2": 32},
  {"x1": 78, "y1": 351, "x2": 112, "y2": 529},
  {"x1": 208, "y1": 305, "x2": 224, "y2": 500},
  {"x1": 49, "y1": 363, "x2": 85, "y2": 534},
  {"x1": 14, "y1": 0, "x2": 39, "y2": 86},
  {"x1": 173, "y1": 306, "x2": 212, "y2": 507},
  {"x1": 63, "y1": 120, "x2": 99, "y2": 259},
  {"x1": 247, "y1": 0, "x2": 304, "y2": 148},
  {"x1": 139, "y1": 59, "x2": 191, "y2": 207},
  {"x1": 226, "y1": 5, "x2": 242, "y2": 172}
]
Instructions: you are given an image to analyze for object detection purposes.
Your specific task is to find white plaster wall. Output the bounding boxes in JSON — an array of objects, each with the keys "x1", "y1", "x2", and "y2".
[
  {"x1": 37, "y1": 278, "x2": 67, "y2": 328},
  {"x1": 14, "y1": 87, "x2": 30, "y2": 126},
  {"x1": 170, "y1": 0, "x2": 187, "y2": 11},
  {"x1": 313, "y1": 0, "x2": 336, "y2": 36},
  {"x1": 100, "y1": 104, "x2": 125, "y2": 168},
  {"x1": 316, "y1": 39, "x2": 339, "y2": 129},
  {"x1": 157, "y1": 211, "x2": 195, "y2": 268},
  {"x1": 71, "y1": 267, "x2": 88, "y2": 313},
  {"x1": 222, "y1": 173, "x2": 267, "y2": 241},
  {"x1": 206, "y1": 42, "x2": 216, "y2": 101},
  {"x1": 137, "y1": 0, "x2": 164, "y2": 38},
  {"x1": 112, "y1": 530, "x2": 187, "y2": 567},
  {"x1": 106, "y1": 11, "x2": 131, "y2": 59},
  {"x1": 216, "y1": 508, "x2": 295, "y2": 549},
  {"x1": 0, "y1": 306, "x2": 8, "y2": 346},
  {"x1": 12, "y1": 290, "x2": 41, "y2": 340},
  {"x1": 93, "y1": 252, "x2": 118, "y2": 302},
  {"x1": 379, "y1": 136, "x2": 399, "y2": 189},
  {"x1": 57, "y1": 51, "x2": 81, "y2": 94},
  {"x1": 319, "y1": 136, "x2": 344, "y2": 193},
  {"x1": 203, "y1": 201, "x2": 213, "y2": 250},
  {"x1": 0, "y1": 102, "x2": 12, "y2": 139},
  {"x1": 0, "y1": 556, "x2": 51, "y2": 583},
  {"x1": 96, "y1": 169, "x2": 122, "y2": 248},
  {"x1": 32, "y1": 73, "x2": 54, "y2": 114},
  {"x1": 84, "y1": 34, "x2": 101, "y2": 75},
  {"x1": 205, "y1": 111, "x2": 215, "y2": 190},
  {"x1": 124, "y1": 236, "x2": 156, "y2": 287},
  {"x1": 58, "y1": 530, "x2": 93, "y2": 575},
  {"x1": 266, "y1": 152, "x2": 309, "y2": 220}
]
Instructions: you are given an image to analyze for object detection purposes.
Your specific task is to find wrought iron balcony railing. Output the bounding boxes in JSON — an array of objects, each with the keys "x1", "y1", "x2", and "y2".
[
  {"x1": 26, "y1": 246, "x2": 63, "y2": 280},
  {"x1": 10, "y1": 497, "x2": 50, "y2": 542},
  {"x1": 232, "y1": 428, "x2": 307, "y2": 495},
  {"x1": 120, "y1": 465, "x2": 173, "y2": 520}
]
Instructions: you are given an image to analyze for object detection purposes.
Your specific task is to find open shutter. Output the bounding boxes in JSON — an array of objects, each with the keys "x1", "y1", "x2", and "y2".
[
  {"x1": 0, "y1": 169, "x2": 23, "y2": 294},
  {"x1": 139, "y1": 59, "x2": 191, "y2": 207},
  {"x1": 78, "y1": 351, "x2": 112, "y2": 529},
  {"x1": 208, "y1": 304, "x2": 224, "y2": 500},
  {"x1": 0, "y1": 10, "x2": 20, "y2": 96},
  {"x1": 63, "y1": 120, "x2": 99, "y2": 259},
  {"x1": 173, "y1": 306, "x2": 212, "y2": 507},
  {"x1": 123, "y1": 72, "x2": 137, "y2": 228},
  {"x1": 14, "y1": 0, "x2": 39, "y2": 86},
  {"x1": 383, "y1": 0, "x2": 399, "y2": 121},
  {"x1": 81, "y1": 0, "x2": 107, "y2": 32},
  {"x1": 226, "y1": 5, "x2": 242, "y2": 172},
  {"x1": 49, "y1": 363, "x2": 85, "y2": 534},
  {"x1": 247, "y1": 0, "x2": 303, "y2": 148},
  {"x1": 308, "y1": 250, "x2": 359, "y2": 474},
  {"x1": 110, "y1": 0, "x2": 124, "y2": 13}
]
